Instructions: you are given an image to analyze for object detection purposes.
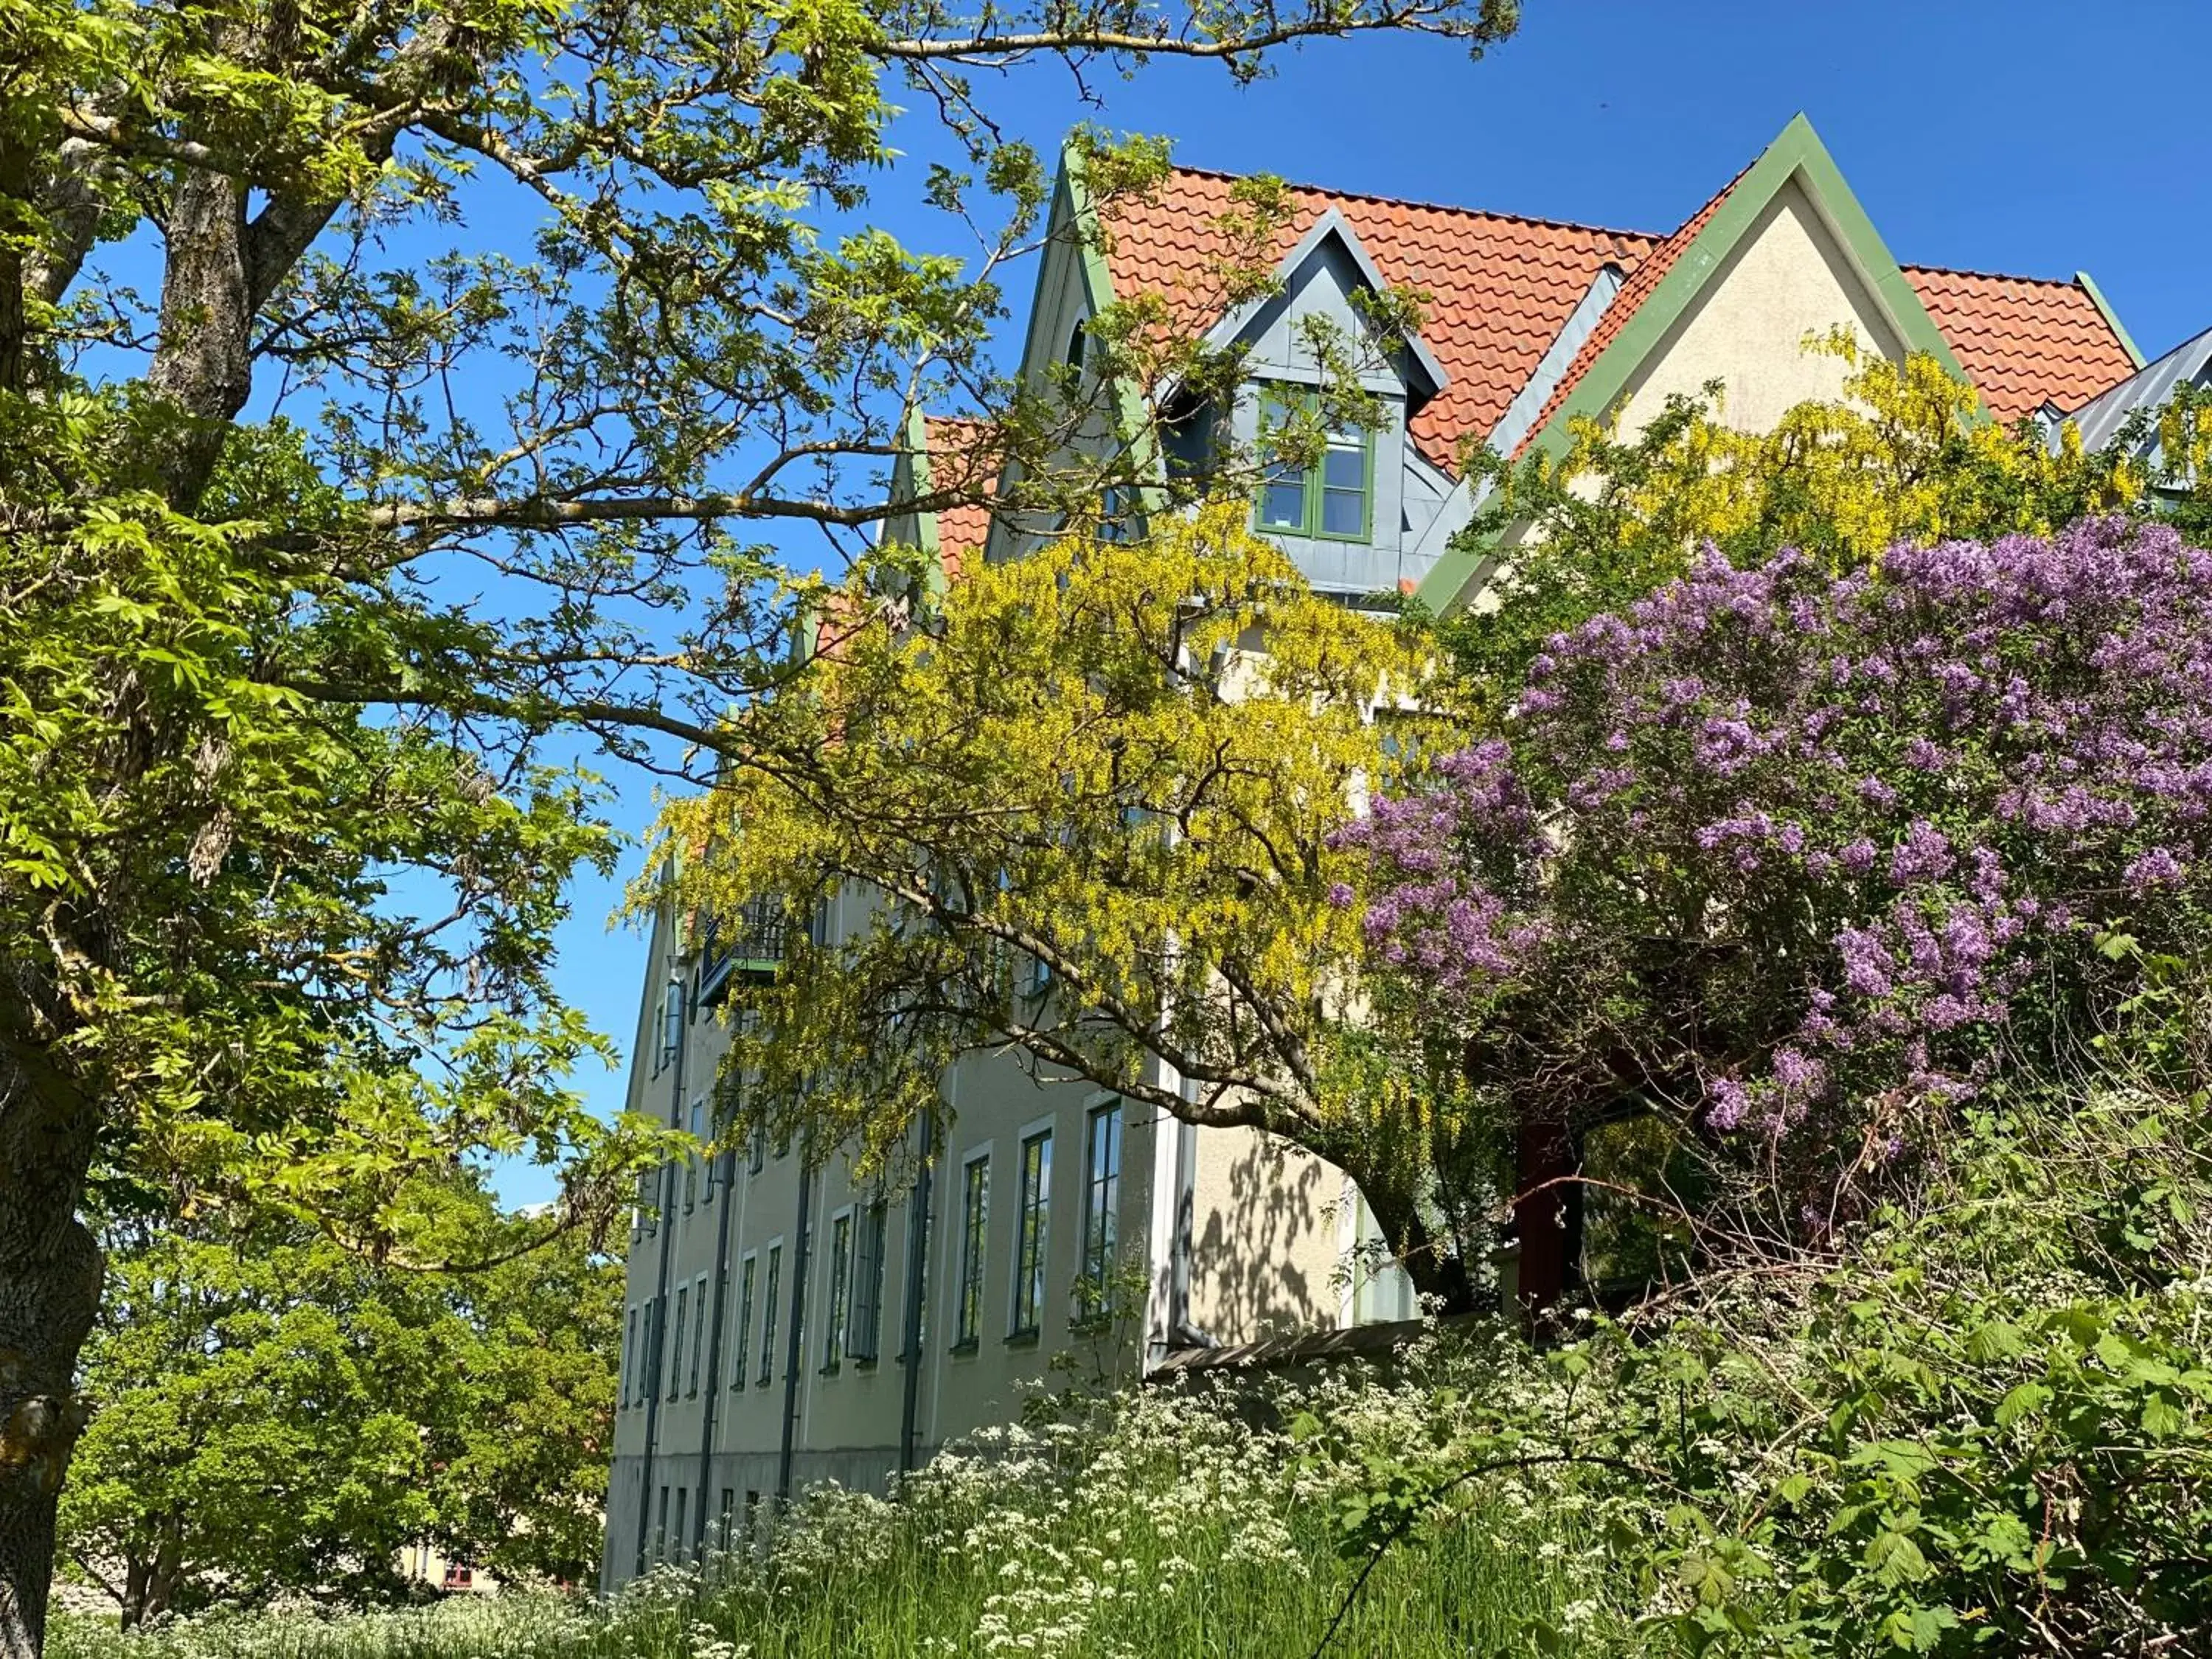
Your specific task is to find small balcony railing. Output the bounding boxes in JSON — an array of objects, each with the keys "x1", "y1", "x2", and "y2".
[{"x1": 695, "y1": 896, "x2": 788, "y2": 1004}]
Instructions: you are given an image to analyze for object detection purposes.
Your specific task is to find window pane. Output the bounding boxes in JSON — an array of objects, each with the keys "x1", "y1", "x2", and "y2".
[
  {"x1": 733, "y1": 1259, "x2": 754, "y2": 1386},
  {"x1": 958, "y1": 1159, "x2": 989, "y2": 1345},
  {"x1": 1321, "y1": 487, "x2": 1366, "y2": 538},
  {"x1": 1082, "y1": 1102, "x2": 1122, "y2": 1312},
  {"x1": 1014, "y1": 1132, "x2": 1051, "y2": 1333},
  {"x1": 1258, "y1": 471, "x2": 1306, "y2": 529},
  {"x1": 759, "y1": 1247, "x2": 781, "y2": 1384},
  {"x1": 826, "y1": 1215, "x2": 851, "y2": 1369}
]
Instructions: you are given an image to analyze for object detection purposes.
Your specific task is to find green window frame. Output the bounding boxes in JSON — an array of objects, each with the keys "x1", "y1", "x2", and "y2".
[
  {"x1": 955, "y1": 1153, "x2": 990, "y2": 1349},
  {"x1": 1253, "y1": 384, "x2": 1374, "y2": 545},
  {"x1": 1010, "y1": 1128, "x2": 1051, "y2": 1338},
  {"x1": 822, "y1": 1211, "x2": 851, "y2": 1372},
  {"x1": 1079, "y1": 1100, "x2": 1121, "y2": 1317},
  {"x1": 731, "y1": 1255, "x2": 754, "y2": 1388},
  {"x1": 668, "y1": 1284, "x2": 688, "y2": 1402},
  {"x1": 757, "y1": 1243, "x2": 781, "y2": 1386},
  {"x1": 850, "y1": 1202, "x2": 886, "y2": 1363}
]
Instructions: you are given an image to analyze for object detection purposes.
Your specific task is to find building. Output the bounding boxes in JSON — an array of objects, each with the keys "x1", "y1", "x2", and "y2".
[{"x1": 599, "y1": 114, "x2": 2143, "y2": 1590}]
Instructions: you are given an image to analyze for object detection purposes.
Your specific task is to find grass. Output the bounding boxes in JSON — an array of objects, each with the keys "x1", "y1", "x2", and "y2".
[{"x1": 49, "y1": 1346, "x2": 1632, "y2": 1659}]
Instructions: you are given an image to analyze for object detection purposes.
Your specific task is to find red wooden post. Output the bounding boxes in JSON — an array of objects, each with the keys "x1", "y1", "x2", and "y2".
[{"x1": 1513, "y1": 1112, "x2": 1578, "y2": 1332}]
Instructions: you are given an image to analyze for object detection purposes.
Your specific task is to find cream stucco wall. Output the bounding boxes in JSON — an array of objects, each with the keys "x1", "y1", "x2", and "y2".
[{"x1": 1615, "y1": 173, "x2": 1907, "y2": 437}]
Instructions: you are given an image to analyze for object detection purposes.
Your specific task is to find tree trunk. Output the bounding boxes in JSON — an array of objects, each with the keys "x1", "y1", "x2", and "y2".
[
  {"x1": 0, "y1": 1065, "x2": 104, "y2": 1659},
  {"x1": 119, "y1": 1524, "x2": 181, "y2": 1630},
  {"x1": 146, "y1": 167, "x2": 254, "y2": 509}
]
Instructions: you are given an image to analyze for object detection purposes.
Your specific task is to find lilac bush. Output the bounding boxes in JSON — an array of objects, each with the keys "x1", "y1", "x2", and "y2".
[{"x1": 1343, "y1": 519, "x2": 2212, "y2": 1214}]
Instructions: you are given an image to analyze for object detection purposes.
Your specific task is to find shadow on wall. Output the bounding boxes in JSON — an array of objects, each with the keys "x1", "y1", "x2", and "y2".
[{"x1": 1188, "y1": 1130, "x2": 1331, "y2": 1343}]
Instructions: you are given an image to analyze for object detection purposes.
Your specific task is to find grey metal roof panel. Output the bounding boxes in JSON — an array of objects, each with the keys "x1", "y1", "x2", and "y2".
[{"x1": 2066, "y1": 324, "x2": 2212, "y2": 453}]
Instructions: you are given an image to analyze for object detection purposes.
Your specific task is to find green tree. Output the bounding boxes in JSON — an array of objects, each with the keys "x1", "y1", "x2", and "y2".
[
  {"x1": 56, "y1": 1183, "x2": 618, "y2": 1626},
  {"x1": 0, "y1": 0, "x2": 1520, "y2": 1649}
]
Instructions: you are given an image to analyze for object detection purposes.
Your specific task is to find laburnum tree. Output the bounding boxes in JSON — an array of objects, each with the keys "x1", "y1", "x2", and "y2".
[
  {"x1": 1340, "y1": 517, "x2": 2212, "y2": 1310},
  {"x1": 58, "y1": 1178, "x2": 618, "y2": 1626},
  {"x1": 654, "y1": 506, "x2": 1478, "y2": 1300},
  {"x1": 0, "y1": 0, "x2": 1523, "y2": 1649}
]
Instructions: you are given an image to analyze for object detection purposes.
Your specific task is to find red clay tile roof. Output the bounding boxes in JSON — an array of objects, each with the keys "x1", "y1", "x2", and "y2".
[
  {"x1": 920, "y1": 415, "x2": 1000, "y2": 580},
  {"x1": 1098, "y1": 168, "x2": 1658, "y2": 467},
  {"x1": 1517, "y1": 166, "x2": 1750, "y2": 454},
  {"x1": 1902, "y1": 266, "x2": 2139, "y2": 424},
  {"x1": 1096, "y1": 164, "x2": 2139, "y2": 462}
]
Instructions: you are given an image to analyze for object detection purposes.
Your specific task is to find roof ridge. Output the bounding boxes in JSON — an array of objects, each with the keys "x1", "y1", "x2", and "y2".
[
  {"x1": 1151, "y1": 161, "x2": 1663, "y2": 248},
  {"x1": 1901, "y1": 261, "x2": 2087, "y2": 290}
]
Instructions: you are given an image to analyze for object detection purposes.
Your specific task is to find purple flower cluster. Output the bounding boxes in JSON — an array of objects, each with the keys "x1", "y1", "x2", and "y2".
[{"x1": 1339, "y1": 520, "x2": 2212, "y2": 1166}]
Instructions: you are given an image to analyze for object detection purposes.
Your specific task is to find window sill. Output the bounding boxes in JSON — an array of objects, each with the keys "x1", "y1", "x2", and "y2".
[
  {"x1": 1068, "y1": 1313, "x2": 1115, "y2": 1336},
  {"x1": 818, "y1": 1363, "x2": 840, "y2": 1377},
  {"x1": 1004, "y1": 1329, "x2": 1041, "y2": 1349},
  {"x1": 949, "y1": 1338, "x2": 980, "y2": 1357},
  {"x1": 853, "y1": 1357, "x2": 879, "y2": 1372},
  {"x1": 754, "y1": 1376, "x2": 773, "y2": 1389}
]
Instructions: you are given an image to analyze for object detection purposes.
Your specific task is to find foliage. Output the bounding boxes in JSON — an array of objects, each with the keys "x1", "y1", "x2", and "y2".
[
  {"x1": 43, "y1": 1074, "x2": 2212, "y2": 1659},
  {"x1": 1343, "y1": 518, "x2": 2212, "y2": 1237},
  {"x1": 1440, "y1": 343, "x2": 2141, "y2": 706},
  {"x1": 58, "y1": 1182, "x2": 619, "y2": 1624},
  {"x1": 1, "y1": 0, "x2": 1522, "y2": 1646},
  {"x1": 1309, "y1": 1081, "x2": 2212, "y2": 1657},
  {"x1": 653, "y1": 506, "x2": 1484, "y2": 1293}
]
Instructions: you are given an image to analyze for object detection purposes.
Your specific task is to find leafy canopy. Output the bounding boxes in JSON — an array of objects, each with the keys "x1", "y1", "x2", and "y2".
[
  {"x1": 60, "y1": 1178, "x2": 619, "y2": 1621},
  {"x1": 655, "y1": 506, "x2": 1449, "y2": 1191},
  {"x1": 1441, "y1": 341, "x2": 2142, "y2": 706}
]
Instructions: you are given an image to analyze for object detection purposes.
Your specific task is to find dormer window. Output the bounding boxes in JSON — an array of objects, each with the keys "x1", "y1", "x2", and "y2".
[{"x1": 1254, "y1": 384, "x2": 1372, "y2": 543}]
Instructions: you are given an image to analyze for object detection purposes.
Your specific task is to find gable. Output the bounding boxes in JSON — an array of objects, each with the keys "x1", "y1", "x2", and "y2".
[
  {"x1": 1231, "y1": 226, "x2": 1425, "y2": 397},
  {"x1": 1098, "y1": 168, "x2": 1657, "y2": 467},
  {"x1": 1614, "y1": 173, "x2": 1911, "y2": 437}
]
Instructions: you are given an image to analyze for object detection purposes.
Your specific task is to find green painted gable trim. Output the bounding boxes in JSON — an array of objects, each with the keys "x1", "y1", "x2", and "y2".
[
  {"x1": 2075, "y1": 269, "x2": 2145, "y2": 372},
  {"x1": 896, "y1": 404, "x2": 950, "y2": 602},
  {"x1": 1416, "y1": 113, "x2": 1972, "y2": 613},
  {"x1": 1060, "y1": 143, "x2": 1168, "y2": 518}
]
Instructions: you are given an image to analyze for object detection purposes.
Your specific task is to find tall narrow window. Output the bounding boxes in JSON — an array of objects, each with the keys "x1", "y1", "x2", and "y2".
[
  {"x1": 823, "y1": 1211, "x2": 852, "y2": 1372},
  {"x1": 1011, "y1": 1128, "x2": 1052, "y2": 1338},
  {"x1": 668, "y1": 1285, "x2": 689, "y2": 1402},
  {"x1": 748, "y1": 1120, "x2": 766, "y2": 1175},
  {"x1": 955, "y1": 1154, "x2": 990, "y2": 1349},
  {"x1": 757, "y1": 1244, "x2": 782, "y2": 1385},
  {"x1": 655, "y1": 1486, "x2": 670, "y2": 1558},
  {"x1": 1079, "y1": 1100, "x2": 1123, "y2": 1317},
  {"x1": 688, "y1": 1273, "x2": 708, "y2": 1394},
  {"x1": 902, "y1": 1186, "x2": 933, "y2": 1363},
  {"x1": 691, "y1": 1094, "x2": 714, "y2": 1200},
  {"x1": 672, "y1": 1488, "x2": 688, "y2": 1559},
  {"x1": 620, "y1": 1306, "x2": 638, "y2": 1406},
  {"x1": 851, "y1": 1202, "x2": 886, "y2": 1362},
  {"x1": 658, "y1": 982, "x2": 684, "y2": 1072},
  {"x1": 1253, "y1": 384, "x2": 1372, "y2": 543},
  {"x1": 731, "y1": 1255, "x2": 756, "y2": 1388}
]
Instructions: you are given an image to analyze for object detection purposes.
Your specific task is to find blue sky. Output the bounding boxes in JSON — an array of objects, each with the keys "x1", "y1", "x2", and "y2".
[{"x1": 503, "y1": 0, "x2": 2212, "y2": 1202}]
